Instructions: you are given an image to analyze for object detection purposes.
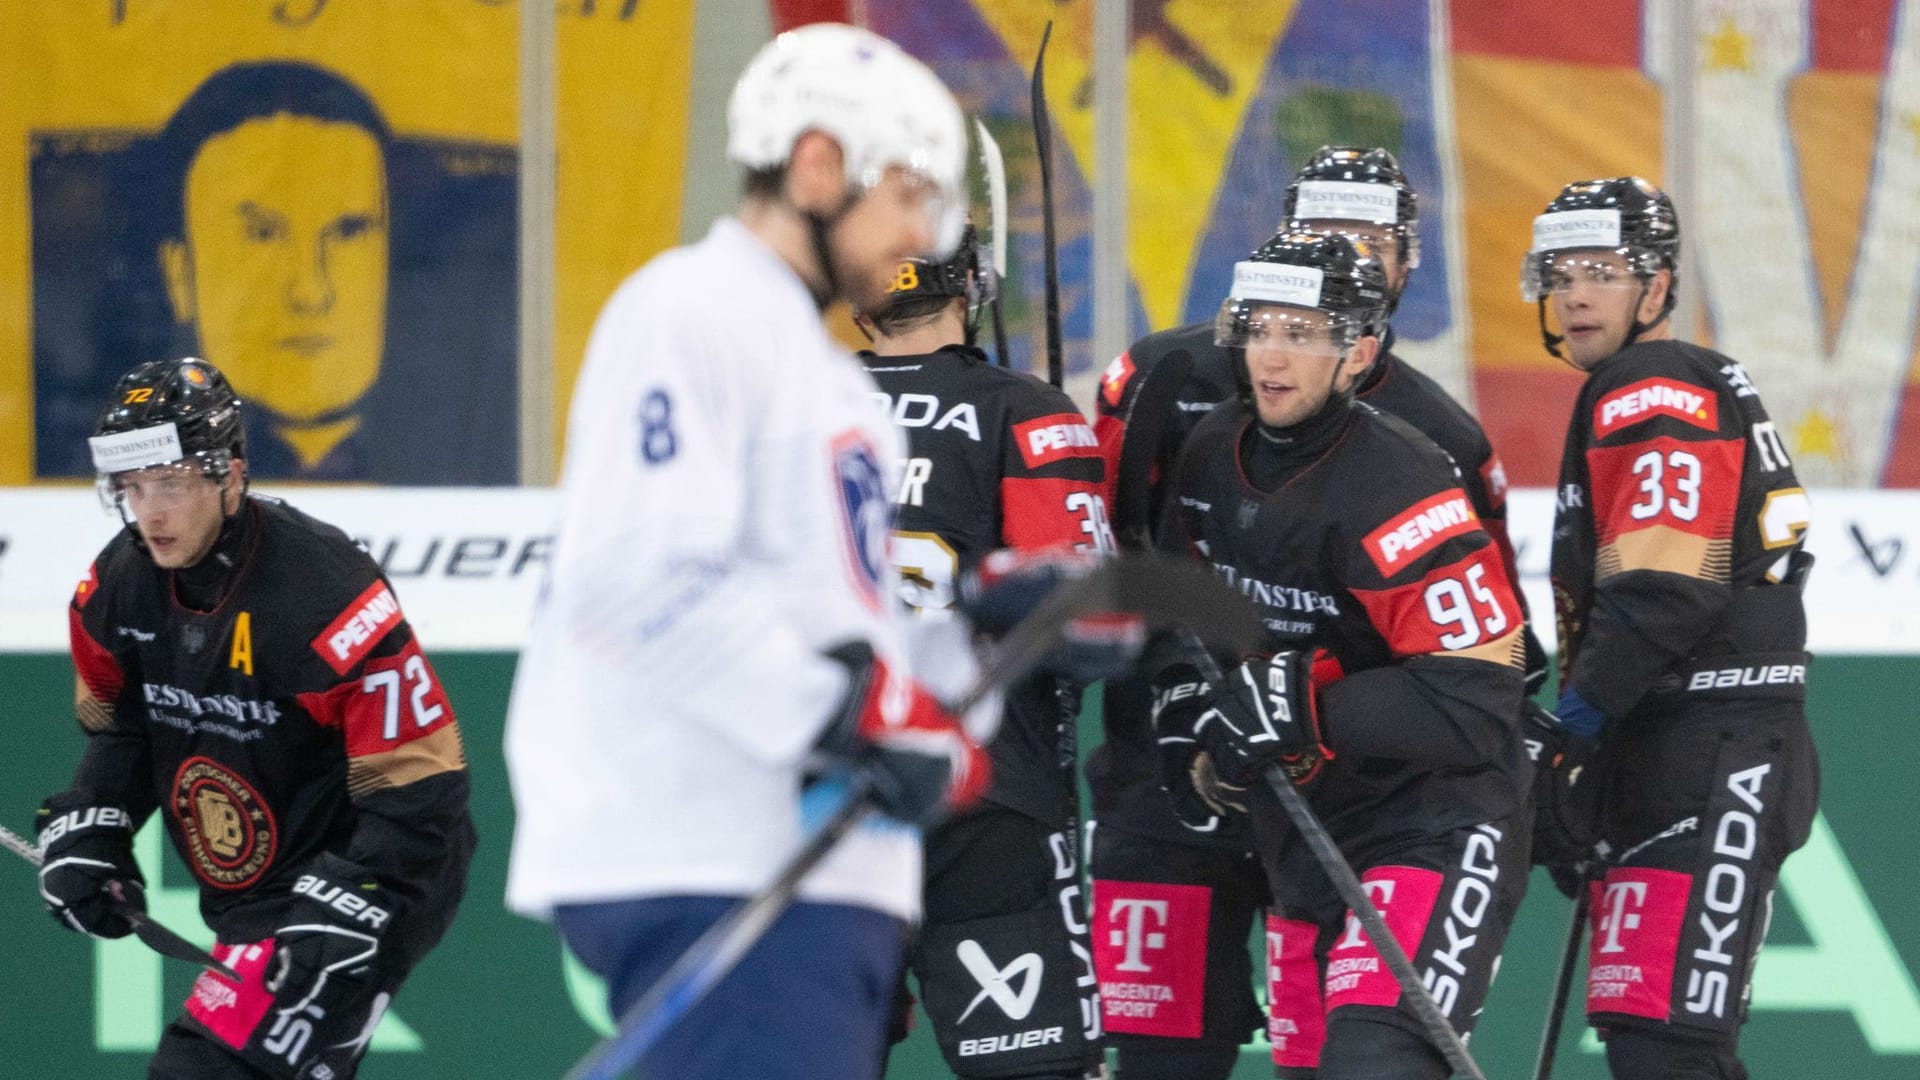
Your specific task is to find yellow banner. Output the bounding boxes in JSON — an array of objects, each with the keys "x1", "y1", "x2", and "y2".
[{"x1": 0, "y1": 0, "x2": 691, "y2": 483}]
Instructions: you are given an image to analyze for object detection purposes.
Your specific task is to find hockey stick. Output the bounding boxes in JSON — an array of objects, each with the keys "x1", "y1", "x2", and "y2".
[
  {"x1": 973, "y1": 118, "x2": 1012, "y2": 368},
  {"x1": 1178, "y1": 639, "x2": 1489, "y2": 1080},
  {"x1": 1031, "y1": 21, "x2": 1064, "y2": 390},
  {"x1": 1533, "y1": 874, "x2": 1592, "y2": 1080},
  {"x1": 563, "y1": 554, "x2": 1261, "y2": 1080},
  {"x1": 2, "y1": 822, "x2": 238, "y2": 980}
]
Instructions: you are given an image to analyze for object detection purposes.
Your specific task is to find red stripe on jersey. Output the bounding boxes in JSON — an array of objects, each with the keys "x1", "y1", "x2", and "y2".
[
  {"x1": 1093, "y1": 412, "x2": 1126, "y2": 511},
  {"x1": 70, "y1": 605, "x2": 123, "y2": 702},
  {"x1": 1012, "y1": 413, "x2": 1102, "y2": 469},
  {"x1": 1592, "y1": 378, "x2": 1719, "y2": 439},
  {"x1": 299, "y1": 638, "x2": 454, "y2": 758},
  {"x1": 1002, "y1": 476, "x2": 1108, "y2": 552},
  {"x1": 1362, "y1": 489, "x2": 1481, "y2": 577},
  {"x1": 1479, "y1": 455, "x2": 1510, "y2": 511},
  {"x1": 311, "y1": 581, "x2": 405, "y2": 676},
  {"x1": 74, "y1": 561, "x2": 100, "y2": 610},
  {"x1": 1100, "y1": 351, "x2": 1136, "y2": 410},
  {"x1": 1350, "y1": 547, "x2": 1519, "y2": 660},
  {"x1": 1587, "y1": 436, "x2": 1744, "y2": 544}
]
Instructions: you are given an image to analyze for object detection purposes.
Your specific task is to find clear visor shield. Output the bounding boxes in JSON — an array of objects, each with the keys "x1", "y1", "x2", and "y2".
[
  {"x1": 1214, "y1": 301, "x2": 1356, "y2": 357},
  {"x1": 1293, "y1": 220, "x2": 1418, "y2": 272},
  {"x1": 1521, "y1": 249, "x2": 1652, "y2": 302},
  {"x1": 867, "y1": 164, "x2": 966, "y2": 259},
  {"x1": 97, "y1": 456, "x2": 226, "y2": 515}
]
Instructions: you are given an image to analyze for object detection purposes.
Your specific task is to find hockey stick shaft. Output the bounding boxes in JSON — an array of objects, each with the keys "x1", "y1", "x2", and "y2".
[
  {"x1": 562, "y1": 774, "x2": 876, "y2": 1080},
  {"x1": 1534, "y1": 878, "x2": 1592, "y2": 1080},
  {"x1": 1179, "y1": 641, "x2": 1487, "y2": 1080},
  {"x1": 567, "y1": 555, "x2": 1260, "y2": 1079},
  {"x1": 1031, "y1": 22, "x2": 1064, "y2": 390},
  {"x1": 2, "y1": 822, "x2": 238, "y2": 979}
]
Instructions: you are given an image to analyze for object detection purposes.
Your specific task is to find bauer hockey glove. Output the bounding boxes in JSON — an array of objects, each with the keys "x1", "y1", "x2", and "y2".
[
  {"x1": 958, "y1": 548, "x2": 1146, "y2": 681},
  {"x1": 1149, "y1": 660, "x2": 1243, "y2": 829},
  {"x1": 35, "y1": 792, "x2": 145, "y2": 939},
  {"x1": 817, "y1": 642, "x2": 990, "y2": 828},
  {"x1": 1522, "y1": 701, "x2": 1604, "y2": 895},
  {"x1": 186, "y1": 852, "x2": 396, "y2": 1079},
  {"x1": 1202, "y1": 651, "x2": 1332, "y2": 790}
]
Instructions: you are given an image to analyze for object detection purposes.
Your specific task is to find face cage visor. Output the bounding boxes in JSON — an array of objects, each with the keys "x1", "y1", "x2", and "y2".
[
  {"x1": 1214, "y1": 300, "x2": 1360, "y2": 358},
  {"x1": 1520, "y1": 247, "x2": 1665, "y2": 303}
]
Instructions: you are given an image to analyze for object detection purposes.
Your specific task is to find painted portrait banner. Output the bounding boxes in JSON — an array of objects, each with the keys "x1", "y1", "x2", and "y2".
[
  {"x1": 0, "y1": 0, "x2": 692, "y2": 485},
  {"x1": 787, "y1": 0, "x2": 1920, "y2": 487}
]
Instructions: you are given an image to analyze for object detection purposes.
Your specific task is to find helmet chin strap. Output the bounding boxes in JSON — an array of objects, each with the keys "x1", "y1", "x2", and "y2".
[
  {"x1": 1541, "y1": 280, "x2": 1673, "y2": 367},
  {"x1": 801, "y1": 189, "x2": 863, "y2": 311},
  {"x1": 1536, "y1": 299, "x2": 1567, "y2": 362}
]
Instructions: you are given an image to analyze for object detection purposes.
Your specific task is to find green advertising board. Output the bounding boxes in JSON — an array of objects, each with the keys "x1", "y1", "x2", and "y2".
[{"x1": 2, "y1": 652, "x2": 1915, "y2": 1078}]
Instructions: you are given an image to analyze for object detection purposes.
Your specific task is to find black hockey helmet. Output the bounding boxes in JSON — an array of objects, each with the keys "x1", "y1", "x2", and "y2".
[
  {"x1": 1216, "y1": 230, "x2": 1389, "y2": 410},
  {"x1": 1217, "y1": 229, "x2": 1390, "y2": 346},
  {"x1": 1283, "y1": 145, "x2": 1421, "y2": 271},
  {"x1": 89, "y1": 358, "x2": 245, "y2": 482},
  {"x1": 867, "y1": 223, "x2": 986, "y2": 343},
  {"x1": 1523, "y1": 176, "x2": 1680, "y2": 356}
]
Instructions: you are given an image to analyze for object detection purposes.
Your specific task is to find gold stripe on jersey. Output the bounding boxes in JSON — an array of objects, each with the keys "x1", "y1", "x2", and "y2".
[
  {"x1": 346, "y1": 724, "x2": 468, "y2": 797},
  {"x1": 1596, "y1": 526, "x2": 1732, "y2": 584},
  {"x1": 74, "y1": 677, "x2": 115, "y2": 734},
  {"x1": 1442, "y1": 626, "x2": 1526, "y2": 669}
]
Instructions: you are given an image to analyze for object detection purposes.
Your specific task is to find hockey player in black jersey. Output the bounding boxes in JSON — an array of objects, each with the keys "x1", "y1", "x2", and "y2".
[
  {"x1": 1086, "y1": 146, "x2": 1538, "y2": 1078},
  {"x1": 1525, "y1": 177, "x2": 1818, "y2": 1080},
  {"x1": 858, "y1": 232, "x2": 1111, "y2": 1080},
  {"x1": 1143, "y1": 230, "x2": 1530, "y2": 1079},
  {"x1": 36, "y1": 359, "x2": 475, "y2": 1079}
]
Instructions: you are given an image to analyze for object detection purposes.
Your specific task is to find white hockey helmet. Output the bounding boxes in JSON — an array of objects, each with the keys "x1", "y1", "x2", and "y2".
[{"x1": 727, "y1": 23, "x2": 967, "y2": 256}]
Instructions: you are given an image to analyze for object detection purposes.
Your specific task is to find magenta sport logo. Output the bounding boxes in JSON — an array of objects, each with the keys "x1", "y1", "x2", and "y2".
[{"x1": 831, "y1": 430, "x2": 890, "y2": 612}]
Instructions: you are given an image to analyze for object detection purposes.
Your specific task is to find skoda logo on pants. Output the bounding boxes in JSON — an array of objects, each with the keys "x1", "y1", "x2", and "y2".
[{"x1": 956, "y1": 939, "x2": 1043, "y2": 1022}]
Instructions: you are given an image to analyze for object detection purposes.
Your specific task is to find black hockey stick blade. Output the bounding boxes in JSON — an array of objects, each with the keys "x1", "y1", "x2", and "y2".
[
  {"x1": 1031, "y1": 21, "x2": 1064, "y2": 390},
  {"x1": 1534, "y1": 875, "x2": 1593, "y2": 1080},
  {"x1": 953, "y1": 553, "x2": 1261, "y2": 716},
  {"x1": 2, "y1": 822, "x2": 238, "y2": 980},
  {"x1": 122, "y1": 902, "x2": 240, "y2": 981},
  {"x1": 1174, "y1": 640, "x2": 1488, "y2": 1080}
]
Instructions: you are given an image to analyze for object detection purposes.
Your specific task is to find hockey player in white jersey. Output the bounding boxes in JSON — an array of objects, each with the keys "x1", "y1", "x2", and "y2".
[{"x1": 503, "y1": 24, "x2": 991, "y2": 1079}]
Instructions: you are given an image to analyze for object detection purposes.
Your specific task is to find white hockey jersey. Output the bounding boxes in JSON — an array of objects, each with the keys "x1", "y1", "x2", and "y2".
[{"x1": 505, "y1": 217, "x2": 927, "y2": 920}]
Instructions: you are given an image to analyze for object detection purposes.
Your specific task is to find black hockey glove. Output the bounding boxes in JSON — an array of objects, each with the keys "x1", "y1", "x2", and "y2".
[
  {"x1": 958, "y1": 548, "x2": 1145, "y2": 682},
  {"x1": 1523, "y1": 701, "x2": 1603, "y2": 894},
  {"x1": 815, "y1": 642, "x2": 990, "y2": 828},
  {"x1": 1149, "y1": 662, "x2": 1241, "y2": 830},
  {"x1": 35, "y1": 792, "x2": 145, "y2": 939},
  {"x1": 1522, "y1": 627, "x2": 1551, "y2": 696},
  {"x1": 1202, "y1": 651, "x2": 1331, "y2": 790},
  {"x1": 269, "y1": 853, "x2": 395, "y2": 1018}
]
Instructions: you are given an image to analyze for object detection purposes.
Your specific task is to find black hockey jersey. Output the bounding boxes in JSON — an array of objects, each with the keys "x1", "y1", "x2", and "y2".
[
  {"x1": 1551, "y1": 339, "x2": 1811, "y2": 720},
  {"x1": 863, "y1": 344, "x2": 1112, "y2": 823},
  {"x1": 1157, "y1": 399, "x2": 1529, "y2": 846},
  {"x1": 67, "y1": 497, "x2": 474, "y2": 970},
  {"x1": 1089, "y1": 323, "x2": 1530, "y2": 845}
]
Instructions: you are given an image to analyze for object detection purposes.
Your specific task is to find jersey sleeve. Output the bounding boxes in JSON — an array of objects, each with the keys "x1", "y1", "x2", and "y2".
[
  {"x1": 1001, "y1": 385, "x2": 1113, "y2": 554},
  {"x1": 1326, "y1": 480, "x2": 1526, "y2": 767},
  {"x1": 538, "y1": 279, "x2": 847, "y2": 767},
  {"x1": 65, "y1": 556, "x2": 158, "y2": 822},
  {"x1": 1566, "y1": 354, "x2": 1744, "y2": 719},
  {"x1": 296, "y1": 575, "x2": 470, "y2": 904}
]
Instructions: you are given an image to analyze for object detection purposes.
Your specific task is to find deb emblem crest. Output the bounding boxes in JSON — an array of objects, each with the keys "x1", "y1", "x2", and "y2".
[
  {"x1": 171, "y1": 756, "x2": 277, "y2": 889},
  {"x1": 832, "y1": 431, "x2": 891, "y2": 611}
]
